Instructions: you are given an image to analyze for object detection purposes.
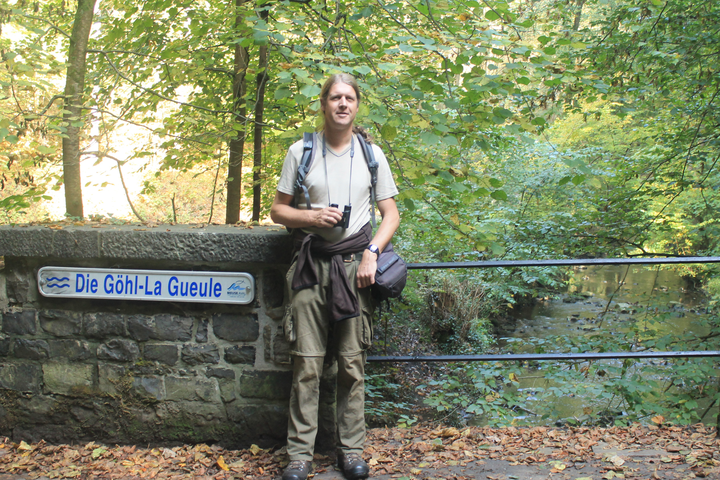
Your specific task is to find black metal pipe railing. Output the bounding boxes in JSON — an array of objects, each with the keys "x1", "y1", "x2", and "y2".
[
  {"x1": 408, "y1": 256, "x2": 720, "y2": 270},
  {"x1": 368, "y1": 351, "x2": 720, "y2": 363}
]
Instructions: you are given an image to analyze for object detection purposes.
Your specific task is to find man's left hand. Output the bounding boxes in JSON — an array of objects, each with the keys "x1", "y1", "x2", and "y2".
[{"x1": 357, "y1": 250, "x2": 377, "y2": 289}]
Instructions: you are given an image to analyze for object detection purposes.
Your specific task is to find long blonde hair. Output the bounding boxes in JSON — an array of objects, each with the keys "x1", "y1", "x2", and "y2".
[{"x1": 319, "y1": 73, "x2": 372, "y2": 143}]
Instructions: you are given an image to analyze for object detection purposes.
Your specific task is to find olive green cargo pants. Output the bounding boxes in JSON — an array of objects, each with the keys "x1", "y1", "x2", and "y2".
[{"x1": 283, "y1": 253, "x2": 373, "y2": 461}]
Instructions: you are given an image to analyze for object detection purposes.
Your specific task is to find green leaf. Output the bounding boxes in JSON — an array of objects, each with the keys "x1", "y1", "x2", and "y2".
[
  {"x1": 490, "y1": 190, "x2": 507, "y2": 201},
  {"x1": 300, "y1": 84, "x2": 321, "y2": 97},
  {"x1": 354, "y1": 65, "x2": 372, "y2": 75},
  {"x1": 37, "y1": 146, "x2": 56, "y2": 154},
  {"x1": 485, "y1": 10, "x2": 500, "y2": 21},
  {"x1": 403, "y1": 198, "x2": 416, "y2": 211},
  {"x1": 571, "y1": 175, "x2": 586, "y2": 185},
  {"x1": 381, "y1": 124, "x2": 397, "y2": 141},
  {"x1": 274, "y1": 88, "x2": 292, "y2": 100}
]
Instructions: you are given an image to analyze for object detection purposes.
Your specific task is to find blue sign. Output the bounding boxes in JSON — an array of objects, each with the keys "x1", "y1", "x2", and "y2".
[{"x1": 38, "y1": 267, "x2": 254, "y2": 304}]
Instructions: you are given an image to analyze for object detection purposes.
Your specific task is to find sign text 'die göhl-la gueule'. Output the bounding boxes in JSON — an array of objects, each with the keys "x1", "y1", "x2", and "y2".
[{"x1": 38, "y1": 267, "x2": 254, "y2": 305}]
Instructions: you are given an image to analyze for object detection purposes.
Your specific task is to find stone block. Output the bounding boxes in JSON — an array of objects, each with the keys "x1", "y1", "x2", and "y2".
[
  {"x1": 155, "y1": 314, "x2": 193, "y2": 341},
  {"x1": 48, "y1": 339, "x2": 93, "y2": 361},
  {"x1": 206, "y1": 367, "x2": 235, "y2": 379},
  {"x1": 84, "y1": 312, "x2": 125, "y2": 339},
  {"x1": 196, "y1": 319, "x2": 209, "y2": 343},
  {"x1": 0, "y1": 274, "x2": 7, "y2": 311},
  {"x1": 212, "y1": 313, "x2": 259, "y2": 342},
  {"x1": 126, "y1": 314, "x2": 154, "y2": 341},
  {"x1": 96, "y1": 226, "x2": 292, "y2": 263},
  {"x1": 272, "y1": 327, "x2": 291, "y2": 365},
  {"x1": 144, "y1": 344, "x2": 179, "y2": 365},
  {"x1": 262, "y1": 269, "x2": 286, "y2": 310},
  {"x1": 238, "y1": 370, "x2": 293, "y2": 400},
  {"x1": 132, "y1": 376, "x2": 165, "y2": 401},
  {"x1": 155, "y1": 401, "x2": 228, "y2": 427},
  {"x1": 97, "y1": 339, "x2": 140, "y2": 362},
  {"x1": 43, "y1": 363, "x2": 94, "y2": 396},
  {"x1": 165, "y1": 375, "x2": 221, "y2": 403},
  {"x1": 17, "y1": 395, "x2": 58, "y2": 419},
  {"x1": 127, "y1": 314, "x2": 192, "y2": 342},
  {"x1": 2, "y1": 309, "x2": 36, "y2": 335},
  {"x1": 13, "y1": 338, "x2": 50, "y2": 360},
  {"x1": 226, "y1": 403, "x2": 288, "y2": 444},
  {"x1": 0, "y1": 339, "x2": 10, "y2": 356},
  {"x1": 181, "y1": 344, "x2": 220, "y2": 365},
  {"x1": 5, "y1": 269, "x2": 32, "y2": 304},
  {"x1": 219, "y1": 380, "x2": 236, "y2": 403},
  {"x1": 263, "y1": 325, "x2": 272, "y2": 362},
  {"x1": 98, "y1": 363, "x2": 126, "y2": 395},
  {"x1": 39, "y1": 310, "x2": 82, "y2": 337},
  {"x1": 0, "y1": 363, "x2": 42, "y2": 393},
  {"x1": 224, "y1": 345, "x2": 256, "y2": 365},
  {"x1": 48, "y1": 228, "x2": 100, "y2": 258},
  {"x1": 0, "y1": 228, "x2": 54, "y2": 256}
]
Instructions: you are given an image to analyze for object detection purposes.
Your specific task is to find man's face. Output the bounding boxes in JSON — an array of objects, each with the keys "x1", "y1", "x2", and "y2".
[{"x1": 321, "y1": 82, "x2": 358, "y2": 132}]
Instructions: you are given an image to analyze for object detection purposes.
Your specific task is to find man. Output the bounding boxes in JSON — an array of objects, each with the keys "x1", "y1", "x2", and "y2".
[{"x1": 270, "y1": 73, "x2": 400, "y2": 480}]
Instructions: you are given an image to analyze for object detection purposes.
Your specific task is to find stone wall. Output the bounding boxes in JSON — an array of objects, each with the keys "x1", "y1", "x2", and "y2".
[{"x1": 0, "y1": 224, "x2": 336, "y2": 449}]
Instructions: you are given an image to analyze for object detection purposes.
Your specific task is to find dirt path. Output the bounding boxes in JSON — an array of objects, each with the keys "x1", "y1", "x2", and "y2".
[{"x1": 1, "y1": 423, "x2": 718, "y2": 479}]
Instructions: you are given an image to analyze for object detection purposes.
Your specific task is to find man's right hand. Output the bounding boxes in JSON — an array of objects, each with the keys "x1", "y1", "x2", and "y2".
[{"x1": 312, "y1": 205, "x2": 343, "y2": 228}]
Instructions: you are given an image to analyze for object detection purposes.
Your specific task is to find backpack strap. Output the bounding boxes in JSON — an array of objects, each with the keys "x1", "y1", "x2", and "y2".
[
  {"x1": 355, "y1": 133, "x2": 379, "y2": 228},
  {"x1": 294, "y1": 132, "x2": 316, "y2": 210}
]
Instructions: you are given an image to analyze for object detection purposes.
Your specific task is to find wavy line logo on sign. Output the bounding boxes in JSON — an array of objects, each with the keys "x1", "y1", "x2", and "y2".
[{"x1": 42, "y1": 274, "x2": 72, "y2": 293}]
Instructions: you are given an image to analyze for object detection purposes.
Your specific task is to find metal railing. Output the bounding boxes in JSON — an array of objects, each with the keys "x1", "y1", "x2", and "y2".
[
  {"x1": 367, "y1": 255, "x2": 720, "y2": 425},
  {"x1": 368, "y1": 255, "x2": 720, "y2": 363}
]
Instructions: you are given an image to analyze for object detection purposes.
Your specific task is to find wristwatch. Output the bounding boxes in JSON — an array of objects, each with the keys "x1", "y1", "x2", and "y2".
[{"x1": 367, "y1": 244, "x2": 380, "y2": 258}]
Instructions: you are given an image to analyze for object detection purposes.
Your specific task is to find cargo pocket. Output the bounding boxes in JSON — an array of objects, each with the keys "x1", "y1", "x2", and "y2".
[
  {"x1": 283, "y1": 304, "x2": 296, "y2": 343},
  {"x1": 360, "y1": 305, "x2": 373, "y2": 350}
]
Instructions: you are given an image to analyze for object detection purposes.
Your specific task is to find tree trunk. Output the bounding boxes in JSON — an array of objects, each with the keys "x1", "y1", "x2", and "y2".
[
  {"x1": 62, "y1": 0, "x2": 96, "y2": 218},
  {"x1": 225, "y1": 0, "x2": 250, "y2": 224},
  {"x1": 573, "y1": 0, "x2": 586, "y2": 31},
  {"x1": 252, "y1": 6, "x2": 270, "y2": 222}
]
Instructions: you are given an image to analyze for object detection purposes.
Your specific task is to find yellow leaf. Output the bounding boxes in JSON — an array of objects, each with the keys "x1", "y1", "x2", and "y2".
[
  {"x1": 368, "y1": 458, "x2": 379, "y2": 466},
  {"x1": 651, "y1": 415, "x2": 665, "y2": 424},
  {"x1": 509, "y1": 372, "x2": 519, "y2": 382},
  {"x1": 249, "y1": 444, "x2": 264, "y2": 455},
  {"x1": 440, "y1": 427, "x2": 460, "y2": 437},
  {"x1": 17, "y1": 441, "x2": 33, "y2": 451},
  {"x1": 217, "y1": 455, "x2": 229, "y2": 471}
]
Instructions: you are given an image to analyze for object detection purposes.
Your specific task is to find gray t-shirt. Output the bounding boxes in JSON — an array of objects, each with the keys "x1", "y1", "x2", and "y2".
[{"x1": 277, "y1": 133, "x2": 399, "y2": 243}]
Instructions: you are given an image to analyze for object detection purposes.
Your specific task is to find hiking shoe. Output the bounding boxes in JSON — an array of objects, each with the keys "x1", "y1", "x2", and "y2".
[
  {"x1": 338, "y1": 452, "x2": 370, "y2": 479},
  {"x1": 282, "y1": 460, "x2": 312, "y2": 480}
]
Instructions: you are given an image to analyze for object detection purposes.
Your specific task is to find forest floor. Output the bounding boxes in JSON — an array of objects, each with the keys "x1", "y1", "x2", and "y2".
[{"x1": 1, "y1": 423, "x2": 719, "y2": 479}]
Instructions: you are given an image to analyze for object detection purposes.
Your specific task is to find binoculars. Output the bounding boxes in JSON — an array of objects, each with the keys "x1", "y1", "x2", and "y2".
[{"x1": 329, "y1": 204, "x2": 351, "y2": 229}]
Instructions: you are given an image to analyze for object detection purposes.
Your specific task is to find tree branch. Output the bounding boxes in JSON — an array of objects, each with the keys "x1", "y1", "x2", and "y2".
[{"x1": 80, "y1": 150, "x2": 145, "y2": 222}]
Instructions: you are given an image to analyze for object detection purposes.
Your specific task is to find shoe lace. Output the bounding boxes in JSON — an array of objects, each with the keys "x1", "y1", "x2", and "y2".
[
  {"x1": 344, "y1": 453, "x2": 364, "y2": 465},
  {"x1": 288, "y1": 460, "x2": 308, "y2": 469}
]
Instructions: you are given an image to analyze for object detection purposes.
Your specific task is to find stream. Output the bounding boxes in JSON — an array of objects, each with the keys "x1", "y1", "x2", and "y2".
[{"x1": 490, "y1": 264, "x2": 717, "y2": 426}]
